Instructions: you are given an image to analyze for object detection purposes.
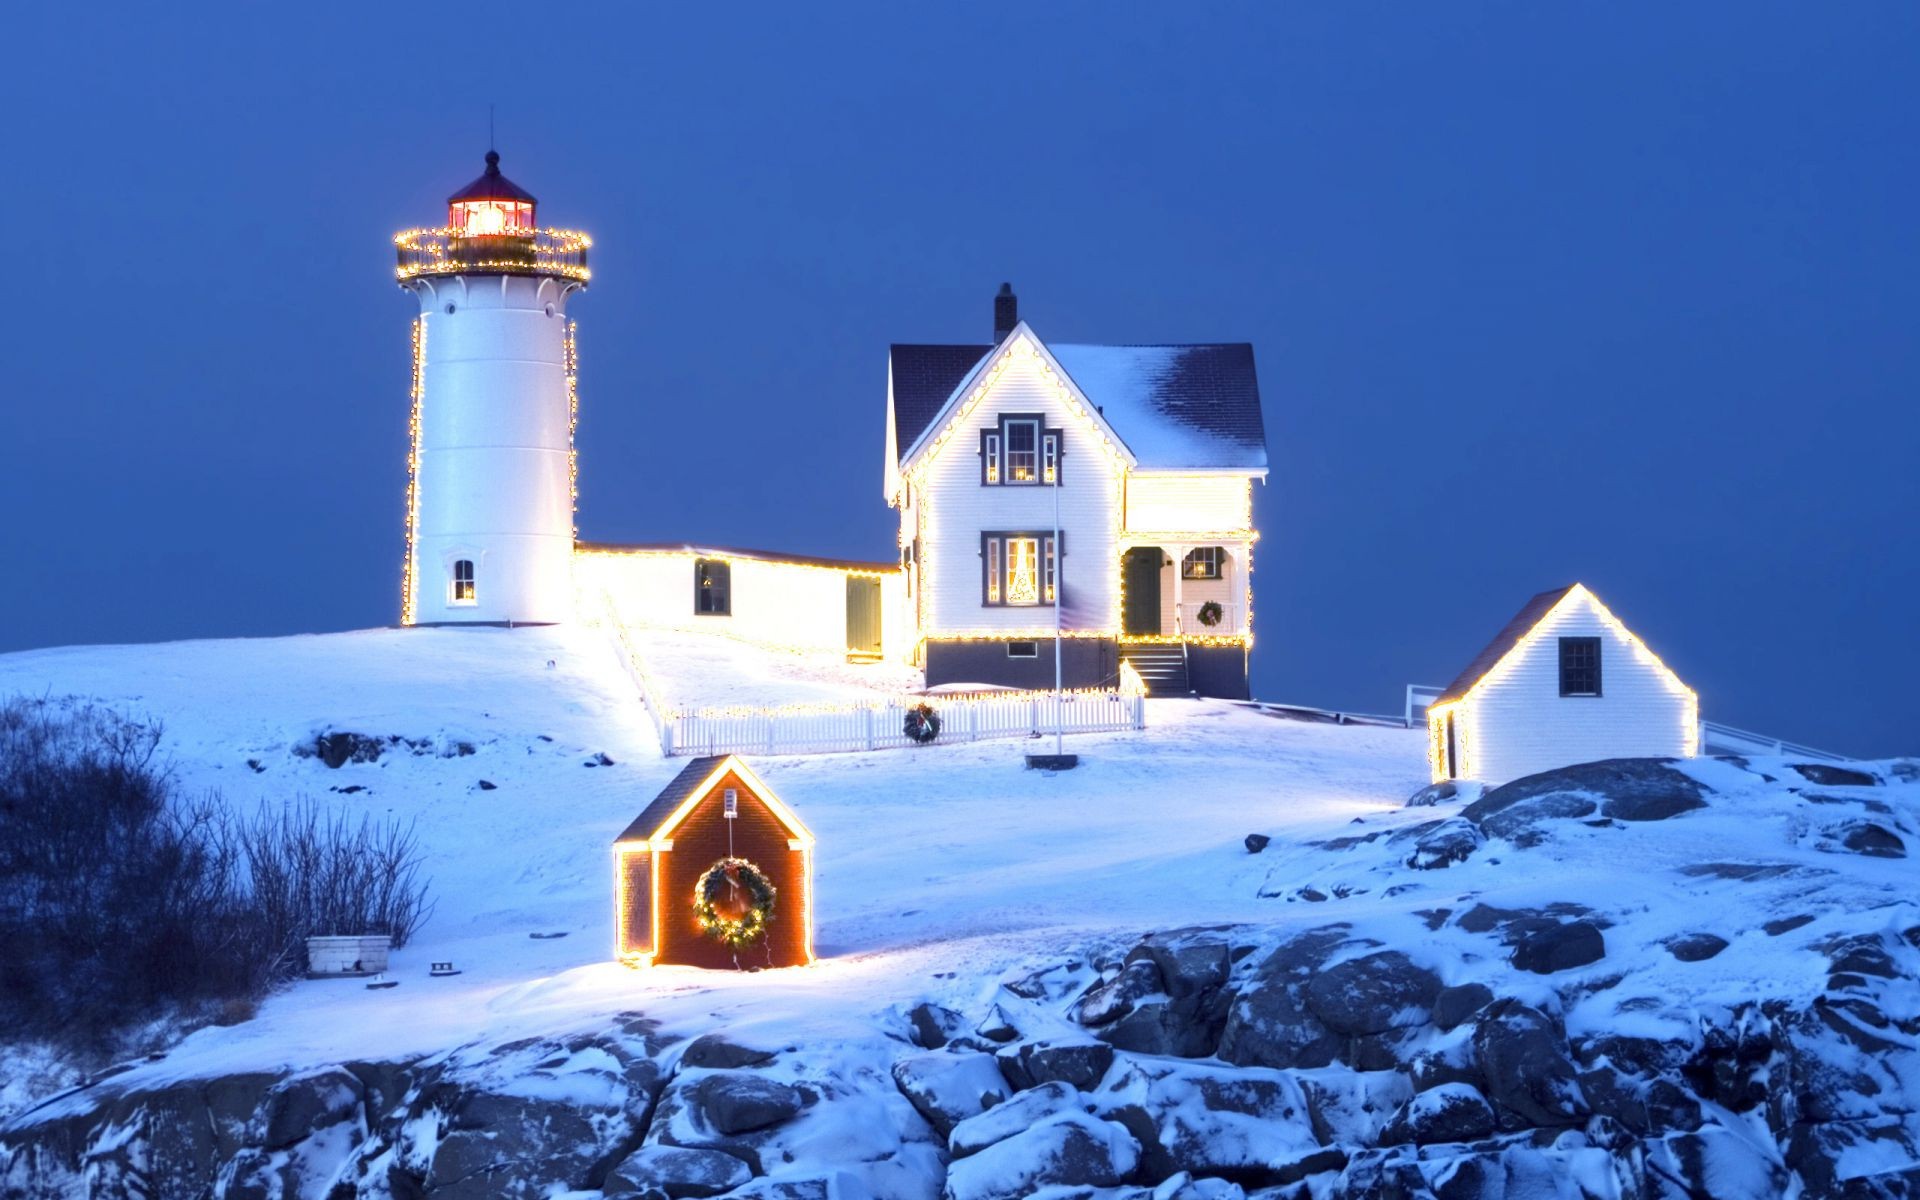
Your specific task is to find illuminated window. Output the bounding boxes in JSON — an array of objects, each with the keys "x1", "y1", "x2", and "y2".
[
  {"x1": 1559, "y1": 637, "x2": 1601, "y2": 696},
  {"x1": 1005, "y1": 420, "x2": 1038, "y2": 482},
  {"x1": 450, "y1": 559, "x2": 476, "y2": 604},
  {"x1": 694, "y1": 559, "x2": 731, "y2": 615},
  {"x1": 982, "y1": 533, "x2": 1057, "y2": 607},
  {"x1": 982, "y1": 417, "x2": 1060, "y2": 486},
  {"x1": 450, "y1": 199, "x2": 534, "y2": 237},
  {"x1": 1183, "y1": 547, "x2": 1224, "y2": 580}
]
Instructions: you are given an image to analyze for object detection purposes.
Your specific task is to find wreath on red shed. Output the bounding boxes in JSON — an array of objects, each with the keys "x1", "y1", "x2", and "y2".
[{"x1": 693, "y1": 857, "x2": 778, "y2": 949}]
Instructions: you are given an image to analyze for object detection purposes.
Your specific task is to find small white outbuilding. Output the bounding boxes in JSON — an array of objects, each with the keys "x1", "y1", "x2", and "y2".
[{"x1": 1426, "y1": 583, "x2": 1699, "y2": 785}]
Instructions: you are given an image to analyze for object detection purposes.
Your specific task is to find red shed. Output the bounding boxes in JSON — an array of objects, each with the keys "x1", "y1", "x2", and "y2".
[{"x1": 613, "y1": 755, "x2": 815, "y2": 970}]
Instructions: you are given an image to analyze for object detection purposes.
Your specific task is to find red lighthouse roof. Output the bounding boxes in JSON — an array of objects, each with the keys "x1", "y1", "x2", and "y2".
[
  {"x1": 449, "y1": 150, "x2": 537, "y2": 206},
  {"x1": 447, "y1": 150, "x2": 535, "y2": 237}
]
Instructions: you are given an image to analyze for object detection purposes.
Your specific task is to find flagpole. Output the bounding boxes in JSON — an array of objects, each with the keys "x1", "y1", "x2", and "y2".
[{"x1": 1054, "y1": 459, "x2": 1063, "y2": 757}]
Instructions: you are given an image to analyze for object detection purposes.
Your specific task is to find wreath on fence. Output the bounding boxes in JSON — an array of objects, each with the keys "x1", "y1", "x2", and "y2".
[
  {"x1": 903, "y1": 702, "x2": 942, "y2": 744},
  {"x1": 692, "y1": 857, "x2": 778, "y2": 949},
  {"x1": 1197, "y1": 601, "x2": 1225, "y2": 628}
]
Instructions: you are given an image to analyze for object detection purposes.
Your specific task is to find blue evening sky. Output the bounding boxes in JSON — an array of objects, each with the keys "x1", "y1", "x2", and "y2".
[{"x1": 2, "y1": 4, "x2": 1913, "y2": 755}]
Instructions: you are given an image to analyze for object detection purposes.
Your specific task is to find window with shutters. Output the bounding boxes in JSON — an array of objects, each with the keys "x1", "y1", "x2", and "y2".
[
  {"x1": 982, "y1": 416, "x2": 1061, "y2": 486},
  {"x1": 1559, "y1": 636, "x2": 1602, "y2": 696},
  {"x1": 694, "y1": 558, "x2": 731, "y2": 615},
  {"x1": 981, "y1": 532, "x2": 1058, "y2": 607}
]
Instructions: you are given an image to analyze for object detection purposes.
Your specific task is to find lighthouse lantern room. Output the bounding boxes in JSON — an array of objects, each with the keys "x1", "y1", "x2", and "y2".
[{"x1": 393, "y1": 152, "x2": 591, "y2": 626}]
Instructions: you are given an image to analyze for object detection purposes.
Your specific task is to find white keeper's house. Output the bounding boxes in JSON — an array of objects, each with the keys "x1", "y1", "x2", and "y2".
[
  {"x1": 888, "y1": 287, "x2": 1269, "y2": 698},
  {"x1": 1426, "y1": 583, "x2": 1700, "y2": 786},
  {"x1": 391, "y1": 153, "x2": 1266, "y2": 698}
]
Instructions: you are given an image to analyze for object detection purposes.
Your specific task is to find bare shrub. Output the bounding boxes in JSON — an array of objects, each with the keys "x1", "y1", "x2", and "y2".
[
  {"x1": 0, "y1": 697, "x2": 433, "y2": 1050},
  {"x1": 240, "y1": 798, "x2": 433, "y2": 969}
]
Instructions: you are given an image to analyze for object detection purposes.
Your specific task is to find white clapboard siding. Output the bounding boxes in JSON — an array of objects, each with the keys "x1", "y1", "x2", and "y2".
[
  {"x1": 915, "y1": 351, "x2": 1123, "y2": 636},
  {"x1": 579, "y1": 551, "x2": 899, "y2": 659},
  {"x1": 1455, "y1": 591, "x2": 1696, "y2": 784},
  {"x1": 1125, "y1": 474, "x2": 1253, "y2": 535}
]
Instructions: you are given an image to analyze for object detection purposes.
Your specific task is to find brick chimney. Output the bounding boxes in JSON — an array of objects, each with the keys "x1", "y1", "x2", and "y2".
[{"x1": 993, "y1": 282, "x2": 1018, "y2": 342}]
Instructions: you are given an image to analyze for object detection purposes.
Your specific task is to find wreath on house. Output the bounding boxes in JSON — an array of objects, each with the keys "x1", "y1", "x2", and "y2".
[
  {"x1": 692, "y1": 857, "x2": 778, "y2": 949},
  {"x1": 1197, "y1": 601, "x2": 1225, "y2": 628},
  {"x1": 904, "y1": 702, "x2": 942, "y2": 744}
]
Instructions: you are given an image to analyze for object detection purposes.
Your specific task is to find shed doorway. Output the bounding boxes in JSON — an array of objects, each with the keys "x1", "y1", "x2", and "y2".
[{"x1": 845, "y1": 576, "x2": 882, "y2": 660}]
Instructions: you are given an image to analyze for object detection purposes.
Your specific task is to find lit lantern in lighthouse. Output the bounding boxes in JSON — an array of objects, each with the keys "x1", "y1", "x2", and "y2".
[{"x1": 448, "y1": 150, "x2": 536, "y2": 237}]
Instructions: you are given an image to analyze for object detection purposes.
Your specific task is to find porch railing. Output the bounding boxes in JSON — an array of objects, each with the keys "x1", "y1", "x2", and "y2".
[{"x1": 1174, "y1": 600, "x2": 1246, "y2": 635}]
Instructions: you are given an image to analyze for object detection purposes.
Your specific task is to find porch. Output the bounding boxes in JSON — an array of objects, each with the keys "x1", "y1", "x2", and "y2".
[
  {"x1": 1117, "y1": 541, "x2": 1251, "y2": 640},
  {"x1": 1116, "y1": 539, "x2": 1252, "y2": 699}
]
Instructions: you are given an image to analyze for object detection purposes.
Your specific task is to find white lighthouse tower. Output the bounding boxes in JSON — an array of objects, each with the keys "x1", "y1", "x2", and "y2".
[{"x1": 393, "y1": 151, "x2": 591, "y2": 626}]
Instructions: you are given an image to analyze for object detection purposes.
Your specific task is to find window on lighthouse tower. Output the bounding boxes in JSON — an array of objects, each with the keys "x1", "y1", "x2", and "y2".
[{"x1": 451, "y1": 560, "x2": 477, "y2": 605}]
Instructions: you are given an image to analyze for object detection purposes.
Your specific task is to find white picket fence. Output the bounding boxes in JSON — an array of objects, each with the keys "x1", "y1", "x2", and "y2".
[{"x1": 595, "y1": 591, "x2": 1146, "y2": 758}]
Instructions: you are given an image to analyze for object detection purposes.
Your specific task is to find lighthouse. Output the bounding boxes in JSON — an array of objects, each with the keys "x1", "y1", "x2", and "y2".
[{"x1": 393, "y1": 151, "x2": 591, "y2": 626}]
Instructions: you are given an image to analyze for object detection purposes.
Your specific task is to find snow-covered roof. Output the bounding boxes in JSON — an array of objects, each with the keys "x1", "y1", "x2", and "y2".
[{"x1": 889, "y1": 340, "x2": 1268, "y2": 472}]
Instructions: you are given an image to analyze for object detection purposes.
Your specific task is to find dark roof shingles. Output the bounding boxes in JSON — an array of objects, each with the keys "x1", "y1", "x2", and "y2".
[
  {"x1": 614, "y1": 756, "x2": 728, "y2": 843},
  {"x1": 888, "y1": 341, "x2": 1267, "y2": 470},
  {"x1": 1434, "y1": 586, "x2": 1578, "y2": 705}
]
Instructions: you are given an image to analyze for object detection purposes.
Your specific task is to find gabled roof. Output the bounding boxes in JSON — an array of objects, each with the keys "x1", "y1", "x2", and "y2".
[
  {"x1": 1434, "y1": 586, "x2": 1579, "y2": 706},
  {"x1": 889, "y1": 334, "x2": 1268, "y2": 473},
  {"x1": 614, "y1": 755, "x2": 815, "y2": 847}
]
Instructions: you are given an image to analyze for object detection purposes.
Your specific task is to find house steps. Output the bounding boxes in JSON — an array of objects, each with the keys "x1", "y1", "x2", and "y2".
[{"x1": 1122, "y1": 644, "x2": 1191, "y2": 697}]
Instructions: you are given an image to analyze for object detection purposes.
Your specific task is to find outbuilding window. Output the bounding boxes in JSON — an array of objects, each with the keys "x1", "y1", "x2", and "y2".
[
  {"x1": 450, "y1": 559, "x2": 476, "y2": 604},
  {"x1": 694, "y1": 559, "x2": 731, "y2": 615},
  {"x1": 1559, "y1": 636, "x2": 1602, "y2": 697}
]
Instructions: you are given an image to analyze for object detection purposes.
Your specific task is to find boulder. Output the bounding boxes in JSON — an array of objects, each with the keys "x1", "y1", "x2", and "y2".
[
  {"x1": 1245, "y1": 834, "x2": 1271, "y2": 853},
  {"x1": 1644, "y1": 1126, "x2": 1789, "y2": 1199},
  {"x1": 1467, "y1": 759, "x2": 1703, "y2": 820},
  {"x1": 942, "y1": 1111, "x2": 1139, "y2": 1200},
  {"x1": 261, "y1": 1066, "x2": 363, "y2": 1150},
  {"x1": 1093, "y1": 1056, "x2": 1320, "y2": 1185},
  {"x1": 686, "y1": 1072, "x2": 804, "y2": 1136},
  {"x1": 997, "y1": 1039, "x2": 1115, "y2": 1093},
  {"x1": 1792, "y1": 763, "x2": 1879, "y2": 788},
  {"x1": 1075, "y1": 960, "x2": 1165, "y2": 1028},
  {"x1": 950, "y1": 1081, "x2": 1085, "y2": 1157},
  {"x1": 1666, "y1": 933, "x2": 1729, "y2": 963},
  {"x1": 1471, "y1": 1001, "x2": 1588, "y2": 1128},
  {"x1": 1432, "y1": 983, "x2": 1494, "y2": 1031},
  {"x1": 1404, "y1": 819, "x2": 1483, "y2": 870},
  {"x1": 1379, "y1": 1083, "x2": 1496, "y2": 1146},
  {"x1": 680, "y1": 1033, "x2": 780, "y2": 1070},
  {"x1": 892, "y1": 1052, "x2": 1008, "y2": 1138},
  {"x1": 605, "y1": 1144, "x2": 753, "y2": 1199},
  {"x1": 1079, "y1": 930, "x2": 1237, "y2": 1058},
  {"x1": 1510, "y1": 921, "x2": 1606, "y2": 974},
  {"x1": 1302, "y1": 951, "x2": 1440, "y2": 1035},
  {"x1": 1405, "y1": 780, "x2": 1482, "y2": 808},
  {"x1": 1828, "y1": 821, "x2": 1906, "y2": 858},
  {"x1": 909, "y1": 1003, "x2": 968, "y2": 1050},
  {"x1": 1216, "y1": 928, "x2": 1354, "y2": 1070}
]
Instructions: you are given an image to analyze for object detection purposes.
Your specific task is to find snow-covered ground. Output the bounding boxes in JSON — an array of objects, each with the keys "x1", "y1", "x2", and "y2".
[
  {"x1": 627, "y1": 626, "x2": 923, "y2": 712},
  {"x1": 0, "y1": 626, "x2": 1423, "y2": 1093}
]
